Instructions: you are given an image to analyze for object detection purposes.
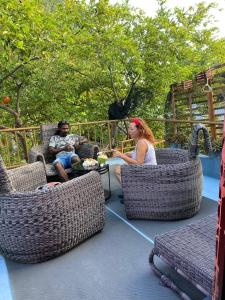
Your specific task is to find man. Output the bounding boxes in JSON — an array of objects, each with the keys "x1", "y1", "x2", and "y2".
[{"x1": 48, "y1": 120, "x2": 87, "y2": 181}]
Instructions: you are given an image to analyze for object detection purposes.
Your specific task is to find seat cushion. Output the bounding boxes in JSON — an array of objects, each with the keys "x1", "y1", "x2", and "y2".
[
  {"x1": 45, "y1": 163, "x2": 72, "y2": 177},
  {"x1": 154, "y1": 214, "x2": 216, "y2": 295}
]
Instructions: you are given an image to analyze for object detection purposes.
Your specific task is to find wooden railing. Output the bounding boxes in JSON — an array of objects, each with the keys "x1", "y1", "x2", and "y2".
[
  {"x1": 0, "y1": 120, "x2": 130, "y2": 167},
  {"x1": 0, "y1": 126, "x2": 40, "y2": 168},
  {"x1": 0, "y1": 118, "x2": 223, "y2": 168},
  {"x1": 119, "y1": 138, "x2": 165, "y2": 153}
]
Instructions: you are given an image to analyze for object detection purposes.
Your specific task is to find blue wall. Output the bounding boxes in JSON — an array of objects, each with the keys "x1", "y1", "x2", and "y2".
[{"x1": 199, "y1": 153, "x2": 221, "y2": 179}]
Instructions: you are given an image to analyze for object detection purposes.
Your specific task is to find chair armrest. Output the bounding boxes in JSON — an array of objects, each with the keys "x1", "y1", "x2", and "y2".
[
  {"x1": 7, "y1": 170, "x2": 104, "y2": 204},
  {"x1": 7, "y1": 162, "x2": 47, "y2": 192},
  {"x1": 29, "y1": 145, "x2": 46, "y2": 164},
  {"x1": 76, "y1": 143, "x2": 99, "y2": 159},
  {"x1": 121, "y1": 159, "x2": 200, "y2": 186},
  {"x1": 4, "y1": 171, "x2": 105, "y2": 228},
  {"x1": 29, "y1": 145, "x2": 50, "y2": 175}
]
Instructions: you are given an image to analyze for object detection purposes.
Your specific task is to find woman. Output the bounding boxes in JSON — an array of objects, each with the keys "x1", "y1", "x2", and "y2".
[{"x1": 113, "y1": 117, "x2": 157, "y2": 184}]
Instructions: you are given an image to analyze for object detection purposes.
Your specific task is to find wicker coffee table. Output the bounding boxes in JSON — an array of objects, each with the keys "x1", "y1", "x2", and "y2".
[{"x1": 72, "y1": 164, "x2": 111, "y2": 201}]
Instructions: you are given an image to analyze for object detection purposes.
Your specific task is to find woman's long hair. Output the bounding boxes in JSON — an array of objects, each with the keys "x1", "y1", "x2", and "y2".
[{"x1": 132, "y1": 117, "x2": 156, "y2": 145}]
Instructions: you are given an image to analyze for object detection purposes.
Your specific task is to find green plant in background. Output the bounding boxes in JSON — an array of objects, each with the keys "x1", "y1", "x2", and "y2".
[
  {"x1": 198, "y1": 136, "x2": 222, "y2": 155},
  {"x1": 176, "y1": 132, "x2": 189, "y2": 146},
  {"x1": 211, "y1": 137, "x2": 223, "y2": 154},
  {"x1": 166, "y1": 132, "x2": 189, "y2": 148}
]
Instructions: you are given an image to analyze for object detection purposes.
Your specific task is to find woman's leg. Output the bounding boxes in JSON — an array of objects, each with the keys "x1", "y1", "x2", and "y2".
[
  {"x1": 114, "y1": 165, "x2": 121, "y2": 184},
  {"x1": 114, "y1": 165, "x2": 124, "y2": 202}
]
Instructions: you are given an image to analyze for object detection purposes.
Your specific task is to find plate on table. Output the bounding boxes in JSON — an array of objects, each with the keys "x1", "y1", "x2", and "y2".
[{"x1": 83, "y1": 159, "x2": 99, "y2": 170}]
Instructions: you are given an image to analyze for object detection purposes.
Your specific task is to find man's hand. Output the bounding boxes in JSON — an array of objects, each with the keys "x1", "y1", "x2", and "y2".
[
  {"x1": 112, "y1": 149, "x2": 123, "y2": 158},
  {"x1": 64, "y1": 144, "x2": 74, "y2": 151}
]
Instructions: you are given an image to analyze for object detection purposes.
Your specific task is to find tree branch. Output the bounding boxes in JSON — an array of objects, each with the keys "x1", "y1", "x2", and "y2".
[
  {"x1": 125, "y1": 74, "x2": 140, "y2": 100},
  {"x1": 0, "y1": 102, "x2": 22, "y2": 128},
  {"x1": 0, "y1": 104, "x2": 19, "y2": 119},
  {"x1": 107, "y1": 64, "x2": 120, "y2": 101},
  {"x1": 16, "y1": 80, "x2": 23, "y2": 114},
  {"x1": 0, "y1": 56, "x2": 39, "y2": 85},
  {"x1": 73, "y1": 68, "x2": 112, "y2": 101},
  {"x1": 0, "y1": 125, "x2": 28, "y2": 161}
]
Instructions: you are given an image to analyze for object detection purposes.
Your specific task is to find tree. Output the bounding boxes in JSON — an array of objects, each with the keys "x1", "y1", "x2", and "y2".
[
  {"x1": 138, "y1": 0, "x2": 225, "y2": 118},
  {"x1": 0, "y1": 0, "x2": 225, "y2": 129}
]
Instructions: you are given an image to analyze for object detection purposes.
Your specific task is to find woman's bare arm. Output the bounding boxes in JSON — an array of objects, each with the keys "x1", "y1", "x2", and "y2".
[
  {"x1": 124, "y1": 151, "x2": 132, "y2": 158},
  {"x1": 113, "y1": 140, "x2": 147, "y2": 164}
]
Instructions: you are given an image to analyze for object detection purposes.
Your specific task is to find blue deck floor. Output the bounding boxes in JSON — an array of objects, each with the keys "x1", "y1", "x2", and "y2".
[{"x1": 0, "y1": 162, "x2": 220, "y2": 300}]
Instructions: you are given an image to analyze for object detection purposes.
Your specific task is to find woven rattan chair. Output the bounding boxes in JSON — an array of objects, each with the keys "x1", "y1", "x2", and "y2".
[
  {"x1": 29, "y1": 124, "x2": 99, "y2": 177},
  {"x1": 149, "y1": 214, "x2": 216, "y2": 299},
  {"x1": 0, "y1": 155, "x2": 105, "y2": 263},
  {"x1": 121, "y1": 148, "x2": 202, "y2": 220}
]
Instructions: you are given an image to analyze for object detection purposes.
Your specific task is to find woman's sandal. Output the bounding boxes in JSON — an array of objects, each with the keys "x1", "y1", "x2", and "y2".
[{"x1": 118, "y1": 194, "x2": 124, "y2": 204}]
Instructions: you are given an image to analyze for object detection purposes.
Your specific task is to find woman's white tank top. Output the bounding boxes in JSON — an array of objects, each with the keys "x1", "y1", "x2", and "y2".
[{"x1": 131, "y1": 140, "x2": 157, "y2": 165}]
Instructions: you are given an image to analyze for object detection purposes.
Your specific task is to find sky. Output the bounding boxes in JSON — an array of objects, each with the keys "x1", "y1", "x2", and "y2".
[{"x1": 111, "y1": 0, "x2": 225, "y2": 38}]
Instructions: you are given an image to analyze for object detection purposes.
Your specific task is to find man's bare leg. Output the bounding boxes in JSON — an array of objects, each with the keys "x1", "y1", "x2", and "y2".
[
  {"x1": 71, "y1": 156, "x2": 81, "y2": 164},
  {"x1": 54, "y1": 162, "x2": 69, "y2": 182}
]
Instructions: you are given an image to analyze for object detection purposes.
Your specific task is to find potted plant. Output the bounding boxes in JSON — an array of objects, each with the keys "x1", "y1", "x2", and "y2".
[{"x1": 211, "y1": 137, "x2": 223, "y2": 156}]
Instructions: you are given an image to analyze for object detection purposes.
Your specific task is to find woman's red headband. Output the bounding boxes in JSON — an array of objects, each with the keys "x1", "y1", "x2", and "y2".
[{"x1": 132, "y1": 117, "x2": 141, "y2": 127}]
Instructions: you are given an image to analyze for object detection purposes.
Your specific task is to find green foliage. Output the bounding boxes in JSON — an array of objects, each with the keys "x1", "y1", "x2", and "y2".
[
  {"x1": 166, "y1": 132, "x2": 189, "y2": 147},
  {"x1": 211, "y1": 137, "x2": 223, "y2": 153},
  {"x1": 1, "y1": 0, "x2": 225, "y2": 127}
]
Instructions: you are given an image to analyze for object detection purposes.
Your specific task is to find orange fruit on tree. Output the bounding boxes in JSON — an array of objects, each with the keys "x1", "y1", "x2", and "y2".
[{"x1": 2, "y1": 96, "x2": 11, "y2": 104}]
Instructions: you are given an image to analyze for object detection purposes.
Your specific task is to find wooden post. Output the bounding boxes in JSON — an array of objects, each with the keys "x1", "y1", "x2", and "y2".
[
  {"x1": 94, "y1": 126, "x2": 97, "y2": 143},
  {"x1": 5, "y1": 133, "x2": 11, "y2": 164},
  {"x1": 14, "y1": 132, "x2": 20, "y2": 161},
  {"x1": 107, "y1": 121, "x2": 112, "y2": 150},
  {"x1": 213, "y1": 113, "x2": 225, "y2": 300},
  {"x1": 171, "y1": 86, "x2": 177, "y2": 137},
  {"x1": 100, "y1": 126, "x2": 103, "y2": 148},
  {"x1": 188, "y1": 93, "x2": 193, "y2": 132},
  {"x1": 121, "y1": 141, "x2": 124, "y2": 153},
  {"x1": 207, "y1": 81, "x2": 216, "y2": 140},
  {"x1": 22, "y1": 131, "x2": 29, "y2": 162},
  {"x1": 188, "y1": 93, "x2": 193, "y2": 119},
  {"x1": 87, "y1": 126, "x2": 90, "y2": 141}
]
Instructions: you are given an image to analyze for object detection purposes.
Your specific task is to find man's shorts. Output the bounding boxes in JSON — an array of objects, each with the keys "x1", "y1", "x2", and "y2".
[{"x1": 53, "y1": 153, "x2": 79, "y2": 169}]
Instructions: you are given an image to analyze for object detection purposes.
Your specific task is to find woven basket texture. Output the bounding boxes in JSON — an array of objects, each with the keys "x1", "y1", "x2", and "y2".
[
  {"x1": 121, "y1": 148, "x2": 202, "y2": 220},
  {"x1": 0, "y1": 156, "x2": 15, "y2": 194},
  {"x1": 0, "y1": 157, "x2": 105, "y2": 263},
  {"x1": 151, "y1": 214, "x2": 216, "y2": 296}
]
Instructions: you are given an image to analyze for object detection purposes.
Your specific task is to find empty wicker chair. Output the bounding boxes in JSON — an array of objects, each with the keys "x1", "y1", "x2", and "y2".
[
  {"x1": 29, "y1": 124, "x2": 99, "y2": 177},
  {"x1": 121, "y1": 148, "x2": 202, "y2": 220},
  {"x1": 149, "y1": 214, "x2": 216, "y2": 299},
  {"x1": 0, "y1": 156, "x2": 105, "y2": 263}
]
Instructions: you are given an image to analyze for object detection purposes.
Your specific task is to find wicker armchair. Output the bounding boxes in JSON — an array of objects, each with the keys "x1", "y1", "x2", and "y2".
[
  {"x1": 149, "y1": 214, "x2": 216, "y2": 299},
  {"x1": 29, "y1": 124, "x2": 99, "y2": 177},
  {"x1": 0, "y1": 155, "x2": 105, "y2": 263},
  {"x1": 121, "y1": 148, "x2": 202, "y2": 220}
]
